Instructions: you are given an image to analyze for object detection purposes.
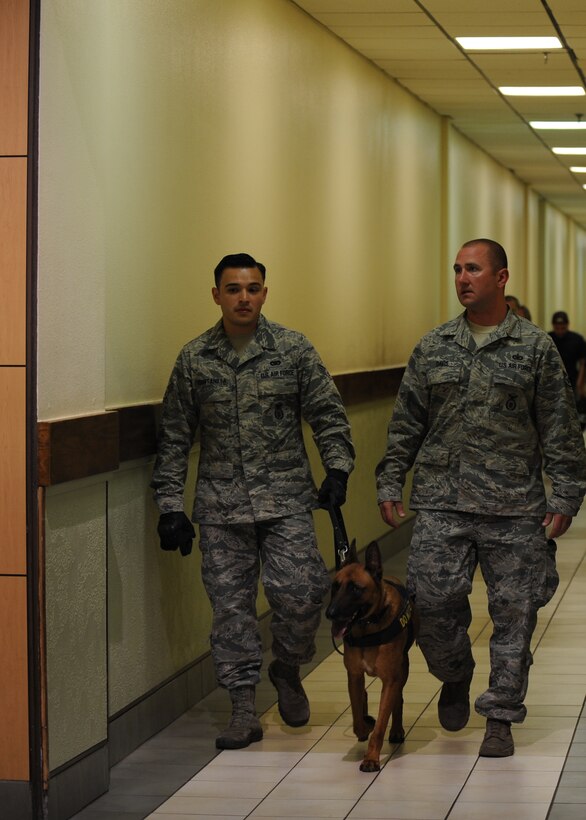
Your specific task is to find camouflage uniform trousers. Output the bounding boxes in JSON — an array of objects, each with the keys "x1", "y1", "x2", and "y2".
[
  {"x1": 407, "y1": 509, "x2": 558, "y2": 724},
  {"x1": 199, "y1": 512, "x2": 331, "y2": 690}
]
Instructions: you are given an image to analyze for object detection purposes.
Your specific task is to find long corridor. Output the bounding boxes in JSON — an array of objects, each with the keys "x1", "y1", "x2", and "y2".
[{"x1": 75, "y1": 514, "x2": 586, "y2": 820}]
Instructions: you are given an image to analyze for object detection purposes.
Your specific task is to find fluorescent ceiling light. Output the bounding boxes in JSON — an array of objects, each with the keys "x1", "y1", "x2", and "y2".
[
  {"x1": 571, "y1": 167, "x2": 586, "y2": 172},
  {"x1": 456, "y1": 36, "x2": 562, "y2": 50},
  {"x1": 531, "y1": 122, "x2": 586, "y2": 129},
  {"x1": 500, "y1": 86, "x2": 585, "y2": 97},
  {"x1": 552, "y1": 147, "x2": 586, "y2": 154}
]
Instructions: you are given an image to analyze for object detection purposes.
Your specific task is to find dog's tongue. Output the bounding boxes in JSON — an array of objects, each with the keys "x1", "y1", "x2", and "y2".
[{"x1": 332, "y1": 622, "x2": 348, "y2": 641}]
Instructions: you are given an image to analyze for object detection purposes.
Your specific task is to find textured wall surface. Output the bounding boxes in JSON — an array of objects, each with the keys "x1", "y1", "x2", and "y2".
[{"x1": 45, "y1": 482, "x2": 107, "y2": 770}]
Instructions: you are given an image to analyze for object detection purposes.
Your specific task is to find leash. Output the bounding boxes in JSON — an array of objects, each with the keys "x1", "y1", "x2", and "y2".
[
  {"x1": 327, "y1": 502, "x2": 351, "y2": 569},
  {"x1": 327, "y1": 501, "x2": 351, "y2": 653}
]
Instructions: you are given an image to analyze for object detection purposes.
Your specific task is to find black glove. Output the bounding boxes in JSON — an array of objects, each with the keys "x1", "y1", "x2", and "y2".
[
  {"x1": 318, "y1": 469, "x2": 348, "y2": 508},
  {"x1": 157, "y1": 511, "x2": 195, "y2": 557}
]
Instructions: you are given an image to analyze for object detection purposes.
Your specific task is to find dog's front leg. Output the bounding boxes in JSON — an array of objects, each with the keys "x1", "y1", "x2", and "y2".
[
  {"x1": 360, "y1": 680, "x2": 401, "y2": 772},
  {"x1": 347, "y1": 672, "x2": 374, "y2": 742},
  {"x1": 389, "y1": 653, "x2": 409, "y2": 743}
]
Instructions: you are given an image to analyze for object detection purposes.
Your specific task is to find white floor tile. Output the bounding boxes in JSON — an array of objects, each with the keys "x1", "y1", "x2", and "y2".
[{"x1": 147, "y1": 512, "x2": 586, "y2": 820}]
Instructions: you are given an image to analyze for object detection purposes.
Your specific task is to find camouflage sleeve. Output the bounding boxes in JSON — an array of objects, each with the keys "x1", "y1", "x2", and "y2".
[
  {"x1": 297, "y1": 343, "x2": 355, "y2": 474},
  {"x1": 150, "y1": 349, "x2": 200, "y2": 513},
  {"x1": 375, "y1": 342, "x2": 430, "y2": 503},
  {"x1": 535, "y1": 338, "x2": 586, "y2": 516}
]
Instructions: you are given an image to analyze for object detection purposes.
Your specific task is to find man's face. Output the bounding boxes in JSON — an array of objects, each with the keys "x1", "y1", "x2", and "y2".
[
  {"x1": 552, "y1": 319, "x2": 569, "y2": 337},
  {"x1": 212, "y1": 267, "x2": 267, "y2": 334},
  {"x1": 453, "y1": 244, "x2": 508, "y2": 315}
]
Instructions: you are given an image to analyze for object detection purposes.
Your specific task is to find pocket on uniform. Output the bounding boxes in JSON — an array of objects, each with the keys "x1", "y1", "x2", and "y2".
[
  {"x1": 416, "y1": 447, "x2": 450, "y2": 467},
  {"x1": 199, "y1": 461, "x2": 234, "y2": 479},
  {"x1": 485, "y1": 455, "x2": 529, "y2": 475},
  {"x1": 490, "y1": 373, "x2": 530, "y2": 418},
  {"x1": 532, "y1": 537, "x2": 559, "y2": 608},
  {"x1": 268, "y1": 448, "x2": 309, "y2": 475}
]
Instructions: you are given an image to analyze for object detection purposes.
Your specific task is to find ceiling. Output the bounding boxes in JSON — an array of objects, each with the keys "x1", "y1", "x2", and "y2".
[{"x1": 292, "y1": 0, "x2": 586, "y2": 229}]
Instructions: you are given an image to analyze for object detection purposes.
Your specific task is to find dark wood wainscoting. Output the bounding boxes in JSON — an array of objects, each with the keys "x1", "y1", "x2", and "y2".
[{"x1": 37, "y1": 367, "x2": 405, "y2": 487}]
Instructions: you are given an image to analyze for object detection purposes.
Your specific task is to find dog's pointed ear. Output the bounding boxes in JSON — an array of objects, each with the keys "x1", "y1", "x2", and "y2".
[{"x1": 365, "y1": 541, "x2": 383, "y2": 582}]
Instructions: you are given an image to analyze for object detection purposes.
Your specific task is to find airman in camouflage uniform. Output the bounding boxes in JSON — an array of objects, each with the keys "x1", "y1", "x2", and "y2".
[
  {"x1": 151, "y1": 253, "x2": 354, "y2": 750},
  {"x1": 376, "y1": 238, "x2": 586, "y2": 758}
]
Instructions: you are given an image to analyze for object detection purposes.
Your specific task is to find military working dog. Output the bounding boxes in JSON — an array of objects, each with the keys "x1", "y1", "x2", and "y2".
[{"x1": 326, "y1": 540, "x2": 416, "y2": 772}]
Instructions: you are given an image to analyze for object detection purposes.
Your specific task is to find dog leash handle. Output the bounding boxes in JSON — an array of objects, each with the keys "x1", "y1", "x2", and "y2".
[{"x1": 327, "y1": 502, "x2": 350, "y2": 569}]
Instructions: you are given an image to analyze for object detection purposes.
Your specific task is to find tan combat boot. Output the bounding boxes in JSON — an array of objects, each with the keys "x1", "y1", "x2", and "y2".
[
  {"x1": 479, "y1": 718, "x2": 514, "y2": 757},
  {"x1": 215, "y1": 685, "x2": 263, "y2": 750}
]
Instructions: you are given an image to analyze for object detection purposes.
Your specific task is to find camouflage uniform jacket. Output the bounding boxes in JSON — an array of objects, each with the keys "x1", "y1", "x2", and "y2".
[
  {"x1": 376, "y1": 310, "x2": 586, "y2": 517},
  {"x1": 152, "y1": 315, "x2": 355, "y2": 524}
]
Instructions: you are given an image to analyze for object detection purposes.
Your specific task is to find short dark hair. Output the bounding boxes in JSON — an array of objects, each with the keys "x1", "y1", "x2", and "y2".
[
  {"x1": 214, "y1": 253, "x2": 266, "y2": 287},
  {"x1": 552, "y1": 311, "x2": 569, "y2": 324},
  {"x1": 461, "y1": 238, "x2": 508, "y2": 271}
]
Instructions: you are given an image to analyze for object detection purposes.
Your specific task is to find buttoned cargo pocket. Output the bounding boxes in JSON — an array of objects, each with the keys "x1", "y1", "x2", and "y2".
[
  {"x1": 412, "y1": 447, "x2": 451, "y2": 501},
  {"x1": 416, "y1": 447, "x2": 450, "y2": 467},
  {"x1": 198, "y1": 461, "x2": 234, "y2": 479},
  {"x1": 485, "y1": 455, "x2": 529, "y2": 475},
  {"x1": 268, "y1": 448, "x2": 307, "y2": 472},
  {"x1": 258, "y1": 379, "x2": 299, "y2": 398},
  {"x1": 532, "y1": 538, "x2": 559, "y2": 608},
  {"x1": 428, "y1": 366, "x2": 461, "y2": 394},
  {"x1": 258, "y1": 380, "x2": 301, "y2": 434},
  {"x1": 199, "y1": 388, "x2": 234, "y2": 427},
  {"x1": 490, "y1": 372, "x2": 530, "y2": 417},
  {"x1": 482, "y1": 453, "x2": 528, "y2": 503}
]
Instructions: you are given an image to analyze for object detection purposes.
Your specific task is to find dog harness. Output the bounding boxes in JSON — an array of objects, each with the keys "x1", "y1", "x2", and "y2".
[{"x1": 343, "y1": 580, "x2": 415, "y2": 652}]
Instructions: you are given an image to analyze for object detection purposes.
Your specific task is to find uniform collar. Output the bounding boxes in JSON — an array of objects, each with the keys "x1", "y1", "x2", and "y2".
[
  {"x1": 203, "y1": 315, "x2": 277, "y2": 365},
  {"x1": 439, "y1": 308, "x2": 521, "y2": 349}
]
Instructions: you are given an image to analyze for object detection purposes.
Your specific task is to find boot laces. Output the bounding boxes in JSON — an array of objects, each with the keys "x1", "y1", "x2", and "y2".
[{"x1": 486, "y1": 719, "x2": 511, "y2": 740}]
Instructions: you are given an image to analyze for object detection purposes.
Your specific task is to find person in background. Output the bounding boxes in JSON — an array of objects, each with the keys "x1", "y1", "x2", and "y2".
[
  {"x1": 505, "y1": 294, "x2": 521, "y2": 314},
  {"x1": 151, "y1": 253, "x2": 355, "y2": 751},
  {"x1": 505, "y1": 294, "x2": 532, "y2": 321},
  {"x1": 549, "y1": 311, "x2": 586, "y2": 400},
  {"x1": 376, "y1": 238, "x2": 586, "y2": 758}
]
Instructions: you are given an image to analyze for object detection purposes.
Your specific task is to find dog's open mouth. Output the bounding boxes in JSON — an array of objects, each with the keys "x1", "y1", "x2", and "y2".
[{"x1": 331, "y1": 620, "x2": 351, "y2": 641}]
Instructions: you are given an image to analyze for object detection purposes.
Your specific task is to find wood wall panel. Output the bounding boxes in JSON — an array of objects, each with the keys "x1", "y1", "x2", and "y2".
[
  {"x1": 0, "y1": 0, "x2": 30, "y2": 155},
  {"x1": 35, "y1": 368, "x2": 406, "y2": 486},
  {"x1": 0, "y1": 158, "x2": 27, "y2": 364},
  {"x1": 38, "y1": 412, "x2": 119, "y2": 486},
  {"x1": 0, "y1": 368, "x2": 27, "y2": 575},
  {"x1": 0, "y1": 576, "x2": 30, "y2": 780}
]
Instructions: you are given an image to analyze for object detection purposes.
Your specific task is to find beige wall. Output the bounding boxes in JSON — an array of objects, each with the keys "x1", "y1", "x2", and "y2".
[
  {"x1": 37, "y1": 0, "x2": 586, "y2": 772},
  {"x1": 446, "y1": 128, "x2": 532, "y2": 321},
  {"x1": 38, "y1": 0, "x2": 446, "y2": 418}
]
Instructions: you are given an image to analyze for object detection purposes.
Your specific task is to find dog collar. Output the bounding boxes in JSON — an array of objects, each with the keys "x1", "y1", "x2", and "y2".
[{"x1": 344, "y1": 581, "x2": 414, "y2": 649}]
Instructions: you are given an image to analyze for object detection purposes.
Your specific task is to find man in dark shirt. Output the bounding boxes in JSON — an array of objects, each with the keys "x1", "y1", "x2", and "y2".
[{"x1": 549, "y1": 311, "x2": 586, "y2": 397}]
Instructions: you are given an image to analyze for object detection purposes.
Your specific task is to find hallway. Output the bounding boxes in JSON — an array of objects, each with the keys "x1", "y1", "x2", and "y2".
[{"x1": 73, "y1": 510, "x2": 586, "y2": 820}]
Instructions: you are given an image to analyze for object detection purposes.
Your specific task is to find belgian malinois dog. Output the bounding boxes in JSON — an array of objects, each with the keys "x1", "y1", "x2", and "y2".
[{"x1": 326, "y1": 540, "x2": 416, "y2": 772}]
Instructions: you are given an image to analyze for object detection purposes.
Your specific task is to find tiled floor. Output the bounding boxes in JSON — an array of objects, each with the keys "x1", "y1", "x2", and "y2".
[{"x1": 74, "y1": 514, "x2": 586, "y2": 820}]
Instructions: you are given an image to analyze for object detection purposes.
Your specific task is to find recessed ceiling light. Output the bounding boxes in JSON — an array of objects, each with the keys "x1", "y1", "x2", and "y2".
[
  {"x1": 552, "y1": 147, "x2": 586, "y2": 154},
  {"x1": 456, "y1": 36, "x2": 562, "y2": 50},
  {"x1": 570, "y1": 167, "x2": 586, "y2": 172},
  {"x1": 531, "y1": 122, "x2": 586, "y2": 130},
  {"x1": 500, "y1": 86, "x2": 585, "y2": 97}
]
